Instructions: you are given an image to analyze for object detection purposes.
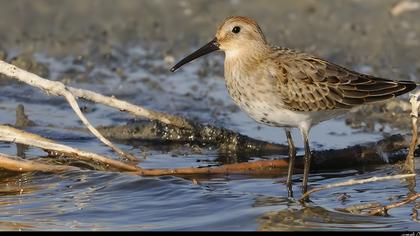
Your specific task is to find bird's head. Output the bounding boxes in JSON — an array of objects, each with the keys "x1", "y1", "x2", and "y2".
[{"x1": 171, "y1": 16, "x2": 268, "y2": 72}]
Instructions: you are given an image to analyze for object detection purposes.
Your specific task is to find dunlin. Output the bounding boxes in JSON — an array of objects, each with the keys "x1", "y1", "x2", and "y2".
[{"x1": 170, "y1": 16, "x2": 417, "y2": 197}]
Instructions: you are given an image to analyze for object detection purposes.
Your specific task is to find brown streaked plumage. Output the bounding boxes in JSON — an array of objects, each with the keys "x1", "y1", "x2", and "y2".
[
  {"x1": 170, "y1": 16, "x2": 417, "y2": 199},
  {"x1": 271, "y1": 47, "x2": 416, "y2": 112}
]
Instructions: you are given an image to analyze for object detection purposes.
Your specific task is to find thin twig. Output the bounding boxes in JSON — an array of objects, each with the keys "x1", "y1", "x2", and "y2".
[
  {"x1": 0, "y1": 60, "x2": 137, "y2": 161},
  {"x1": 67, "y1": 87, "x2": 193, "y2": 129},
  {"x1": 369, "y1": 193, "x2": 420, "y2": 216},
  {"x1": 300, "y1": 174, "x2": 416, "y2": 201},
  {"x1": 63, "y1": 92, "x2": 136, "y2": 161},
  {"x1": 0, "y1": 152, "x2": 77, "y2": 173}
]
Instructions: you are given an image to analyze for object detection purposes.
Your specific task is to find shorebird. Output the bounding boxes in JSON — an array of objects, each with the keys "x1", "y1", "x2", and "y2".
[{"x1": 170, "y1": 16, "x2": 417, "y2": 198}]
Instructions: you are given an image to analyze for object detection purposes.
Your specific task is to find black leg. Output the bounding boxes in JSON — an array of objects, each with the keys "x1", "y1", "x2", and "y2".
[
  {"x1": 301, "y1": 128, "x2": 311, "y2": 197},
  {"x1": 285, "y1": 128, "x2": 296, "y2": 198}
]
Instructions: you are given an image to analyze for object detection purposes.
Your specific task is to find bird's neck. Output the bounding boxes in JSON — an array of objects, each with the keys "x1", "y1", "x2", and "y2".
[{"x1": 224, "y1": 44, "x2": 270, "y2": 78}]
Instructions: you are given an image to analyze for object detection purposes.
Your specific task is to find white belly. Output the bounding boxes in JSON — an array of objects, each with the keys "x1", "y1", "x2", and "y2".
[
  {"x1": 237, "y1": 99, "x2": 347, "y2": 129},
  {"x1": 245, "y1": 102, "x2": 310, "y2": 127}
]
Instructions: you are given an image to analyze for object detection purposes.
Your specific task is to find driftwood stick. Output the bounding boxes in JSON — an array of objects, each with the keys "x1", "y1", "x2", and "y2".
[
  {"x1": 300, "y1": 174, "x2": 416, "y2": 201},
  {"x1": 405, "y1": 90, "x2": 420, "y2": 173},
  {"x1": 0, "y1": 125, "x2": 141, "y2": 172},
  {"x1": 369, "y1": 193, "x2": 420, "y2": 216},
  {"x1": 0, "y1": 60, "x2": 137, "y2": 161},
  {"x1": 0, "y1": 152, "x2": 77, "y2": 173}
]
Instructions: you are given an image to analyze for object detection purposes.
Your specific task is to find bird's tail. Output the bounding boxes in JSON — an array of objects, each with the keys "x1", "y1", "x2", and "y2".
[{"x1": 394, "y1": 80, "x2": 417, "y2": 97}]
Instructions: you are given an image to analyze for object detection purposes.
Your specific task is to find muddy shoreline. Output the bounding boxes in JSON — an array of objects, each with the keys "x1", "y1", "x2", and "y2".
[{"x1": 0, "y1": 0, "x2": 419, "y2": 78}]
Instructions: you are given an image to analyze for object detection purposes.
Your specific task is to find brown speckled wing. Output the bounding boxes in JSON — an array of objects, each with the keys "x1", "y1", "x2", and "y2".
[{"x1": 273, "y1": 50, "x2": 416, "y2": 112}]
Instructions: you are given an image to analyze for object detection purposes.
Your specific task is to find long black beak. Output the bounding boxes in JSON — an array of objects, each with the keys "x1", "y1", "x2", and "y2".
[{"x1": 170, "y1": 38, "x2": 220, "y2": 72}]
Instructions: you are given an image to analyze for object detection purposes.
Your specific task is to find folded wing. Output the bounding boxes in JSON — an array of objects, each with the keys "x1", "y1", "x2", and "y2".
[{"x1": 274, "y1": 51, "x2": 416, "y2": 112}]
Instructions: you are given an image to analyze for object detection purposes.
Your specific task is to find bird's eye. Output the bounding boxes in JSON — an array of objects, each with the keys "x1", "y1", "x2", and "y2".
[{"x1": 232, "y1": 26, "x2": 241, "y2": 34}]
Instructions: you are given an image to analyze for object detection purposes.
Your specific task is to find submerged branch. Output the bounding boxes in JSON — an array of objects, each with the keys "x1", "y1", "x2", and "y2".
[
  {"x1": 369, "y1": 193, "x2": 420, "y2": 216},
  {"x1": 300, "y1": 174, "x2": 416, "y2": 201},
  {"x1": 340, "y1": 202, "x2": 383, "y2": 214},
  {"x1": 339, "y1": 192, "x2": 420, "y2": 216}
]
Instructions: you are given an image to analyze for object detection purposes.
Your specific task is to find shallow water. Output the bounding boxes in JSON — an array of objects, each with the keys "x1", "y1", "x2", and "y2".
[
  {"x1": 0, "y1": 167, "x2": 416, "y2": 231},
  {"x1": 0, "y1": 48, "x2": 419, "y2": 231}
]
